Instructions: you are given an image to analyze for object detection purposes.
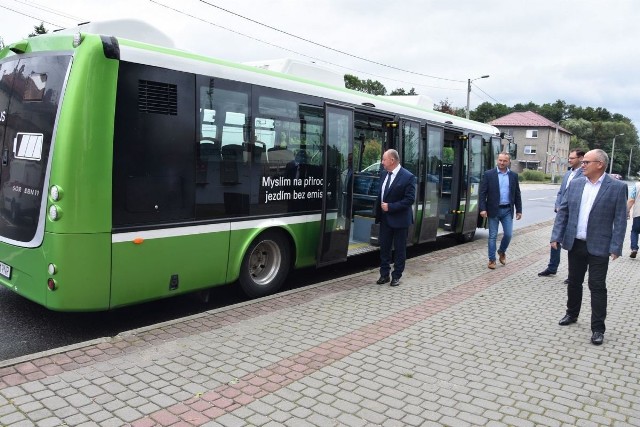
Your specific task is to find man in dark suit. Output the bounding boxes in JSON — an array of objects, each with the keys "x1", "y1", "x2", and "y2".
[
  {"x1": 479, "y1": 152, "x2": 522, "y2": 269},
  {"x1": 551, "y1": 149, "x2": 627, "y2": 346},
  {"x1": 375, "y1": 149, "x2": 416, "y2": 287},
  {"x1": 539, "y1": 148, "x2": 585, "y2": 280}
]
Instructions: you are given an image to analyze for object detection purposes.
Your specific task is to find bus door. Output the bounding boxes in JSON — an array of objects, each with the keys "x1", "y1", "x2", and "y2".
[
  {"x1": 416, "y1": 125, "x2": 443, "y2": 242},
  {"x1": 458, "y1": 134, "x2": 483, "y2": 239},
  {"x1": 317, "y1": 103, "x2": 353, "y2": 267},
  {"x1": 351, "y1": 112, "x2": 390, "y2": 246},
  {"x1": 398, "y1": 119, "x2": 420, "y2": 244},
  {"x1": 439, "y1": 131, "x2": 465, "y2": 232}
]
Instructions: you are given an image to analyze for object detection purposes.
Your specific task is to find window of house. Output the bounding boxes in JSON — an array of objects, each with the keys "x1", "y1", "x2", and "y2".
[
  {"x1": 524, "y1": 145, "x2": 536, "y2": 155},
  {"x1": 526, "y1": 129, "x2": 538, "y2": 138}
]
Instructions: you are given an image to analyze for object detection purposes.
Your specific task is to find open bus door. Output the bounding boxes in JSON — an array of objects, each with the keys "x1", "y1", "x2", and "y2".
[
  {"x1": 317, "y1": 103, "x2": 354, "y2": 267},
  {"x1": 457, "y1": 134, "x2": 483, "y2": 241},
  {"x1": 414, "y1": 125, "x2": 443, "y2": 243},
  {"x1": 397, "y1": 119, "x2": 421, "y2": 244}
]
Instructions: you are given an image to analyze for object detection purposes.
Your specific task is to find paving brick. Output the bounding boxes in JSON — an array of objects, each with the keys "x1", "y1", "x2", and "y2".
[{"x1": 2, "y1": 216, "x2": 640, "y2": 427}]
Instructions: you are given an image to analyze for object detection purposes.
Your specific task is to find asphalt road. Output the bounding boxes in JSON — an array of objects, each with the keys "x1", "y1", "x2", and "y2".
[{"x1": 0, "y1": 185, "x2": 559, "y2": 362}]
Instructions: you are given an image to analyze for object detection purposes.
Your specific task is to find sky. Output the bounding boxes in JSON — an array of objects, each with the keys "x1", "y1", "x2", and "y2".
[{"x1": 2, "y1": 0, "x2": 640, "y2": 130}]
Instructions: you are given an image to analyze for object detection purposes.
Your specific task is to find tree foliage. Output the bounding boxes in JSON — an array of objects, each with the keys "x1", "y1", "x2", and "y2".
[
  {"x1": 433, "y1": 99, "x2": 459, "y2": 116},
  {"x1": 389, "y1": 87, "x2": 417, "y2": 96},
  {"x1": 344, "y1": 74, "x2": 387, "y2": 95},
  {"x1": 28, "y1": 23, "x2": 48, "y2": 37}
]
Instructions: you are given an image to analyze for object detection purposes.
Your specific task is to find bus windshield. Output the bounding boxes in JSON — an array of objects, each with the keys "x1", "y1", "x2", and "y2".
[{"x1": 0, "y1": 54, "x2": 71, "y2": 244}]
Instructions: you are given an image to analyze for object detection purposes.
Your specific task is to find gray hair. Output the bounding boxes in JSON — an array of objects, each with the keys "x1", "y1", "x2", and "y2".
[
  {"x1": 590, "y1": 149, "x2": 609, "y2": 169},
  {"x1": 385, "y1": 149, "x2": 400, "y2": 162}
]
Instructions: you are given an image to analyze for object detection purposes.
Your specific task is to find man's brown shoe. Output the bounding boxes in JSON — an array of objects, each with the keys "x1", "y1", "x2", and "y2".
[
  {"x1": 631, "y1": 250, "x2": 637, "y2": 259},
  {"x1": 488, "y1": 260, "x2": 496, "y2": 269},
  {"x1": 498, "y1": 251, "x2": 506, "y2": 265}
]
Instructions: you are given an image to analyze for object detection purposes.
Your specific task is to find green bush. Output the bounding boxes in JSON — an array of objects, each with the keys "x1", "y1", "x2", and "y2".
[{"x1": 519, "y1": 169, "x2": 547, "y2": 182}]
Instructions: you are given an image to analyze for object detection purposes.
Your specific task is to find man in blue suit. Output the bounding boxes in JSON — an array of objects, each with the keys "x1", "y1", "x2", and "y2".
[
  {"x1": 375, "y1": 149, "x2": 416, "y2": 287},
  {"x1": 551, "y1": 149, "x2": 627, "y2": 346},
  {"x1": 479, "y1": 152, "x2": 522, "y2": 269},
  {"x1": 539, "y1": 149, "x2": 585, "y2": 279}
]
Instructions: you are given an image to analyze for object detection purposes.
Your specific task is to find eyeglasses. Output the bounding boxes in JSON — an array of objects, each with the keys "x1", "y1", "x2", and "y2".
[{"x1": 580, "y1": 160, "x2": 601, "y2": 166}]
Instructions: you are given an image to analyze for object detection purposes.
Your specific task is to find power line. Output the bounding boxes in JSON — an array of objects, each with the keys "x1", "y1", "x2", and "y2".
[
  {"x1": 197, "y1": 0, "x2": 464, "y2": 83},
  {"x1": 0, "y1": 3, "x2": 64, "y2": 28},
  {"x1": 11, "y1": 0, "x2": 83, "y2": 22},
  {"x1": 148, "y1": 0, "x2": 462, "y2": 93},
  {"x1": 471, "y1": 81, "x2": 501, "y2": 104}
]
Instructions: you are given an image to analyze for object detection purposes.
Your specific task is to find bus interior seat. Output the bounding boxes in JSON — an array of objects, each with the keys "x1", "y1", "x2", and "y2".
[
  {"x1": 267, "y1": 146, "x2": 295, "y2": 163},
  {"x1": 199, "y1": 139, "x2": 222, "y2": 160}
]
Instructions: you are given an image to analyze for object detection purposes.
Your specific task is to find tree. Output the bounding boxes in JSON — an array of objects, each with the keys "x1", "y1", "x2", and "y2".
[
  {"x1": 512, "y1": 101, "x2": 539, "y2": 112},
  {"x1": 562, "y1": 118, "x2": 593, "y2": 149},
  {"x1": 389, "y1": 87, "x2": 417, "y2": 96},
  {"x1": 29, "y1": 23, "x2": 48, "y2": 37},
  {"x1": 433, "y1": 98, "x2": 458, "y2": 115},
  {"x1": 538, "y1": 100, "x2": 571, "y2": 123},
  {"x1": 472, "y1": 102, "x2": 511, "y2": 123},
  {"x1": 344, "y1": 74, "x2": 387, "y2": 95}
]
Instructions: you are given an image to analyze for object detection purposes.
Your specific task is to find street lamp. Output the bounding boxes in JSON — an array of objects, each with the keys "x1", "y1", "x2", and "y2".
[
  {"x1": 466, "y1": 75, "x2": 490, "y2": 119},
  {"x1": 628, "y1": 146, "x2": 633, "y2": 179},
  {"x1": 609, "y1": 133, "x2": 625, "y2": 174}
]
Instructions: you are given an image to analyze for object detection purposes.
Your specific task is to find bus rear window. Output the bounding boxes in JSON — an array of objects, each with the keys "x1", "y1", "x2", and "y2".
[{"x1": 0, "y1": 54, "x2": 71, "y2": 245}]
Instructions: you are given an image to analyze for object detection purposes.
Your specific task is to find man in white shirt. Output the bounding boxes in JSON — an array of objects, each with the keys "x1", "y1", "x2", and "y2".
[
  {"x1": 550, "y1": 149, "x2": 627, "y2": 346},
  {"x1": 539, "y1": 149, "x2": 585, "y2": 280}
]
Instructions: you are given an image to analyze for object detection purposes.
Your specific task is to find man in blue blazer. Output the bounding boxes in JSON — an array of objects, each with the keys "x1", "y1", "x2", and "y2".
[
  {"x1": 375, "y1": 149, "x2": 416, "y2": 287},
  {"x1": 539, "y1": 149, "x2": 585, "y2": 279},
  {"x1": 551, "y1": 149, "x2": 627, "y2": 346},
  {"x1": 479, "y1": 152, "x2": 522, "y2": 269}
]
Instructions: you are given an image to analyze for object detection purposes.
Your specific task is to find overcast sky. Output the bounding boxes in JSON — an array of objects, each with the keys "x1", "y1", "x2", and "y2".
[{"x1": 2, "y1": 0, "x2": 639, "y2": 129}]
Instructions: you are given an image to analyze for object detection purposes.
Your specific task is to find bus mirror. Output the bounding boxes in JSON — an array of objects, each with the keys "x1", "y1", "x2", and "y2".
[{"x1": 508, "y1": 142, "x2": 517, "y2": 159}]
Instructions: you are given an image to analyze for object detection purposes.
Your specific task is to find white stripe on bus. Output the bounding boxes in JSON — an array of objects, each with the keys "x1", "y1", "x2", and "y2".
[{"x1": 111, "y1": 213, "x2": 324, "y2": 243}]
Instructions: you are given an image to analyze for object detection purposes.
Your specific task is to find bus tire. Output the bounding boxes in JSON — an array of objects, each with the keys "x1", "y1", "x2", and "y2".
[
  {"x1": 456, "y1": 230, "x2": 475, "y2": 243},
  {"x1": 239, "y1": 230, "x2": 291, "y2": 298}
]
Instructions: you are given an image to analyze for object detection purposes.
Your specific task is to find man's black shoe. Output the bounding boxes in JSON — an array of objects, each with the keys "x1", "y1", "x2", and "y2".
[
  {"x1": 558, "y1": 314, "x2": 578, "y2": 326},
  {"x1": 591, "y1": 331, "x2": 604, "y2": 345},
  {"x1": 390, "y1": 278, "x2": 400, "y2": 287},
  {"x1": 538, "y1": 269, "x2": 556, "y2": 277},
  {"x1": 376, "y1": 276, "x2": 390, "y2": 284},
  {"x1": 564, "y1": 278, "x2": 570, "y2": 285}
]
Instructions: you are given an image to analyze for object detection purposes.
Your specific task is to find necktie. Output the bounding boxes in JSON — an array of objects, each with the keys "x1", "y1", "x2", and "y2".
[{"x1": 384, "y1": 171, "x2": 392, "y2": 196}]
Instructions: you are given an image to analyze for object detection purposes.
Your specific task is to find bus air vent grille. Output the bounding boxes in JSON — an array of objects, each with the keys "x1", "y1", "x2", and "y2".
[{"x1": 138, "y1": 80, "x2": 178, "y2": 115}]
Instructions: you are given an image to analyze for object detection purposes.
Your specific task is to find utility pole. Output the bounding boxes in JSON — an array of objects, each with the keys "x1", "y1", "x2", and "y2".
[
  {"x1": 465, "y1": 75, "x2": 489, "y2": 119},
  {"x1": 610, "y1": 133, "x2": 625, "y2": 175}
]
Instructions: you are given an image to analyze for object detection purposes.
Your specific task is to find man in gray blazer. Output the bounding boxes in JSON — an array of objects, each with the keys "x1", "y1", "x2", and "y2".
[
  {"x1": 550, "y1": 149, "x2": 627, "y2": 345},
  {"x1": 538, "y1": 149, "x2": 585, "y2": 279}
]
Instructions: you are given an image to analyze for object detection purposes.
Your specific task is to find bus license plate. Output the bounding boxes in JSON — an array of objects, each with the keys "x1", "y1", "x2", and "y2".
[{"x1": 0, "y1": 262, "x2": 11, "y2": 279}]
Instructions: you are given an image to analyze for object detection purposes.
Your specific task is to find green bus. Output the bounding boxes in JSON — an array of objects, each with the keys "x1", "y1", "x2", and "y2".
[{"x1": 0, "y1": 21, "x2": 504, "y2": 311}]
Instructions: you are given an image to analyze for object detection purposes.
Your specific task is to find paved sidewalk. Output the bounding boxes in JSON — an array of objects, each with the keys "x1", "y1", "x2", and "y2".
[{"x1": 1, "y1": 219, "x2": 640, "y2": 426}]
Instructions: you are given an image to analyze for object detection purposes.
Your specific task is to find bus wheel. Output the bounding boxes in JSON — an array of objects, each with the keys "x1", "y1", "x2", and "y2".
[
  {"x1": 239, "y1": 231, "x2": 291, "y2": 298},
  {"x1": 456, "y1": 230, "x2": 475, "y2": 243}
]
